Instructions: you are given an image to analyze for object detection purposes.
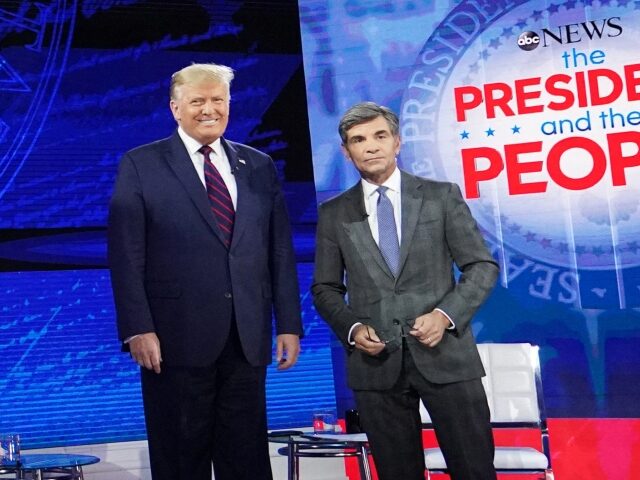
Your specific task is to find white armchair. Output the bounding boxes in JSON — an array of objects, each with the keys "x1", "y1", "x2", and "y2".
[{"x1": 421, "y1": 343, "x2": 554, "y2": 479}]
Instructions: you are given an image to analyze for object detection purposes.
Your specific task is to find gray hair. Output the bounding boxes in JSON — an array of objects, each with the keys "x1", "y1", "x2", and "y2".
[
  {"x1": 338, "y1": 102, "x2": 400, "y2": 144},
  {"x1": 170, "y1": 63, "x2": 235, "y2": 100}
]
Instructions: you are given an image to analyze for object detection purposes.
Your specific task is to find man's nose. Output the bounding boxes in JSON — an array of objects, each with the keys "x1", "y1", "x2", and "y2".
[
  {"x1": 202, "y1": 102, "x2": 213, "y2": 114},
  {"x1": 365, "y1": 142, "x2": 380, "y2": 153}
]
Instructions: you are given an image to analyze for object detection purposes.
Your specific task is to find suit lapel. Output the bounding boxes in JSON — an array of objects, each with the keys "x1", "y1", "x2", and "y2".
[
  {"x1": 222, "y1": 138, "x2": 250, "y2": 250},
  {"x1": 342, "y1": 183, "x2": 395, "y2": 279},
  {"x1": 398, "y1": 171, "x2": 424, "y2": 276},
  {"x1": 164, "y1": 131, "x2": 226, "y2": 245}
]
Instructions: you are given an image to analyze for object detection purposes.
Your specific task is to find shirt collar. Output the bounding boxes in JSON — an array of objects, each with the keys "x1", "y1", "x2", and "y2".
[
  {"x1": 177, "y1": 127, "x2": 223, "y2": 157},
  {"x1": 361, "y1": 166, "x2": 401, "y2": 199}
]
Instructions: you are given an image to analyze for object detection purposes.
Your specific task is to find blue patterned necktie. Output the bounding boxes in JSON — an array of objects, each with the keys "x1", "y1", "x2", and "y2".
[
  {"x1": 376, "y1": 186, "x2": 400, "y2": 276},
  {"x1": 200, "y1": 145, "x2": 234, "y2": 247}
]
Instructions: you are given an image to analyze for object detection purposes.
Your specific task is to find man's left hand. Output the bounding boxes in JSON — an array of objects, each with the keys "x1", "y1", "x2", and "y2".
[
  {"x1": 275, "y1": 334, "x2": 300, "y2": 370},
  {"x1": 410, "y1": 310, "x2": 451, "y2": 347}
]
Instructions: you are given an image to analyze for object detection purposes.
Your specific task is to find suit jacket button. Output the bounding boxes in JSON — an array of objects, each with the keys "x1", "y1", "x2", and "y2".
[
  {"x1": 224, "y1": 292, "x2": 232, "y2": 299},
  {"x1": 392, "y1": 319, "x2": 400, "y2": 325}
]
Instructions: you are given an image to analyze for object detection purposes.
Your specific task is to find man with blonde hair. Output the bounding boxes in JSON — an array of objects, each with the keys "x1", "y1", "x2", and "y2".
[{"x1": 109, "y1": 63, "x2": 303, "y2": 480}]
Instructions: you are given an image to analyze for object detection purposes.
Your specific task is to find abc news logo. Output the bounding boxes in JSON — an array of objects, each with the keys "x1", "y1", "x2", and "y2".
[
  {"x1": 518, "y1": 31, "x2": 540, "y2": 50},
  {"x1": 517, "y1": 17, "x2": 622, "y2": 51}
]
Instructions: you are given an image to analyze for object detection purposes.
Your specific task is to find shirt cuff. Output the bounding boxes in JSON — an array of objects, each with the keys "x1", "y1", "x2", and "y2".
[
  {"x1": 434, "y1": 308, "x2": 456, "y2": 330},
  {"x1": 347, "y1": 322, "x2": 363, "y2": 345}
]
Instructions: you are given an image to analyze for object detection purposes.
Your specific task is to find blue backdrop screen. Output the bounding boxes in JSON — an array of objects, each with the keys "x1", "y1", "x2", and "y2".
[
  {"x1": 299, "y1": 0, "x2": 640, "y2": 418},
  {"x1": 0, "y1": 0, "x2": 326, "y2": 448}
]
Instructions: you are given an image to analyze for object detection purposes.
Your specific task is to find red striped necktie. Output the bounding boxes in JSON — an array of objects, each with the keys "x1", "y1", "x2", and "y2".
[{"x1": 200, "y1": 145, "x2": 234, "y2": 247}]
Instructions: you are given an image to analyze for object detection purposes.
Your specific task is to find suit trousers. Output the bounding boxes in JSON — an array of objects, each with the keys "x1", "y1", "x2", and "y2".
[
  {"x1": 141, "y1": 324, "x2": 272, "y2": 480},
  {"x1": 354, "y1": 344, "x2": 497, "y2": 480}
]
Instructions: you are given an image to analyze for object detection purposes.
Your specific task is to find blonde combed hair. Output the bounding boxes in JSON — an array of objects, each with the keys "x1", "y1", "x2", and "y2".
[{"x1": 170, "y1": 63, "x2": 235, "y2": 100}]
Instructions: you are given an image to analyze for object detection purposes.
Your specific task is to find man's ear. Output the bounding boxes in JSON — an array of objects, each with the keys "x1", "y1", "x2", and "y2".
[
  {"x1": 169, "y1": 100, "x2": 180, "y2": 122},
  {"x1": 341, "y1": 144, "x2": 351, "y2": 161}
]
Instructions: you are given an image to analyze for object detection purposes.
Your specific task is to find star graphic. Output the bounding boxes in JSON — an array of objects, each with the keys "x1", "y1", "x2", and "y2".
[
  {"x1": 489, "y1": 38, "x2": 502, "y2": 49},
  {"x1": 516, "y1": 19, "x2": 528, "y2": 29},
  {"x1": 460, "y1": 130, "x2": 470, "y2": 139},
  {"x1": 512, "y1": 125, "x2": 521, "y2": 134},
  {"x1": 548, "y1": 4, "x2": 560, "y2": 14},
  {"x1": 501, "y1": 27, "x2": 514, "y2": 38},
  {"x1": 525, "y1": 231, "x2": 536, "y2": 242},
  {"x1": 532, "y1": 10, "x2": 544, "y2": 21},
  {"x1": 541, "y1": 238, "x2": 552, "y2": 249},
  {"x1": 485, "y1": 128, "x2": 495, "y2": 137}
]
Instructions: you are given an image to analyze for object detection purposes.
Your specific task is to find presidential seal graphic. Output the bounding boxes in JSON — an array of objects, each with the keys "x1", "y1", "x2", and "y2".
[
  {"x1": 0, "y1": 1, "x2": 76, "y2": 199},
  {"x1": 400, "y1": 0, "x2": 640, "y2": 309}
]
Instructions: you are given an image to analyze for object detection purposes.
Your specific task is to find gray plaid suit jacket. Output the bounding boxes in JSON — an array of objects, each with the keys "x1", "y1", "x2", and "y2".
[{"x1": 312, "y1": 170, "x2": 499, "y2": 390}]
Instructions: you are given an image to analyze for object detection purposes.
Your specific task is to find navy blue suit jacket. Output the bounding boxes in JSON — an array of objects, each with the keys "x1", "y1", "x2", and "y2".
[{"x1": 108, "y1": 131, "x2": 302, "y2": 367}]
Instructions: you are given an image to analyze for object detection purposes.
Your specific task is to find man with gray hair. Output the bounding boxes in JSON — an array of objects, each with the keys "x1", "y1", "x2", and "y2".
[
  {"x1": 109, "y1": 63, "x2": 303, "y2": 480},
  {"x1": 312, "y1": 101, "x2": 498, "y2": 479}
]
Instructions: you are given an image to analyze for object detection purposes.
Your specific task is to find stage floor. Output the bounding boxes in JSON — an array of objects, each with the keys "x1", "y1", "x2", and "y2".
[{"x1": 343, "y1": 418, "x2": 640, "y2": 479}]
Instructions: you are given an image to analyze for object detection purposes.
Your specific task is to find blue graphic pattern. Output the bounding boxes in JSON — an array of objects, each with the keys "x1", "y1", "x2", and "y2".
[{"x1": 0, "y1": 264, "x2": 335, "y2": 449}]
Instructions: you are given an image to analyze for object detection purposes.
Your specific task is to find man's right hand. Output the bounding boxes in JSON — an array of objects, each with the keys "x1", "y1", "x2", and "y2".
[
  {"x1": 129, "y1": 332, "x2": 162, "y2": 373},
  {"x1": 352, "y1": 324, "x2": 386, "y2": 356}
]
